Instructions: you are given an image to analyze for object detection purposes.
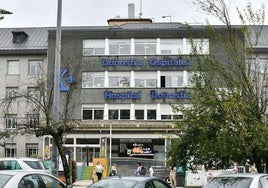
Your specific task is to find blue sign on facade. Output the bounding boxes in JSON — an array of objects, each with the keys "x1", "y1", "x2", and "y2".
[{"x1": 60, "y1": 68, "x2": 75, "y2": 92}]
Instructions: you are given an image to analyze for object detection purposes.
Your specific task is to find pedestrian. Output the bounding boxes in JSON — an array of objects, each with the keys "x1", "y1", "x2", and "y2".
[
  {"x1": 110, "y1": 163, "x2": 117, "y2": 176},
  {"x1": 95, "y1": 161, "x2": 104, "y2": 181},
  {"x1": 169, "y1": 166, "x2": 177, "y2": 188},
  {"x1": 149, "y1": 166, "x2": 154, "y2": 177},
  {"x1": 135, "y1": 162, "x2": 142, "y2": 175},
  {"x1": 249, "y1": 163, "x2": 258, "y2": 173}
]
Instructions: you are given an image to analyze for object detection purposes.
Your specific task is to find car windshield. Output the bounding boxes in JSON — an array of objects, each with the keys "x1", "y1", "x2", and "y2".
[
  {"x1": 90, "y1": 179, "x2": 138, "y2": 188},
  {"x1": 23, "y1": 160, "x2": 46, "y2": 170},
  {"x1": 205, "y1": 176, "x2": 253, "y2": 188},
  {"x1": 0, "y1": 174, "x2": 13, "y2": 188}
]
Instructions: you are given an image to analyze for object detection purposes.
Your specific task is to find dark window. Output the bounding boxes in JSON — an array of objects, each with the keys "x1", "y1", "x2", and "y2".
[
  {"x1": 94, "y1": 110, "x2": 104, "y2": 119},
  {"x1": 12, "y1": 31, "x2": 28, "y2": 43},
  {"x1": 120, "y1": 110, "x2": 130, "y2": 119},
  {"x1": 147, "y1": 110, "x2": 156, "y2": 120},
  {"x1": 83, "y1": 110, "x2": 92, "y2": 119},
  {"x1": 109, "y1": 110, "x2": 119, "y2": 119},
  {"x1": 135, "y1": 110, "x2": 144, "y2": 120},
  {"x1": 161, "y1": 76, "x2": 165, "y2": 87}
]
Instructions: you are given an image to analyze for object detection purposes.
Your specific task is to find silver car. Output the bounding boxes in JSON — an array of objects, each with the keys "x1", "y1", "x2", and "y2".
[
  {"x1": 203, "y1": 173, "x2": 268, "y2": 188},
  {"x1": 0, "y1": 170, "x2": 66, "y2": 188},
  {"x1": 87, "y1": 176, "x2": 172, "y2": 188}
]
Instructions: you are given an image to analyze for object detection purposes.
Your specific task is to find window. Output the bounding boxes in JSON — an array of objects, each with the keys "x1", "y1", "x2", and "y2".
[
  {"x1": 83, "y1": 108, "x2": 104, "y2": 120},
  {"x1": 27, "y1": 87, "x2": 40, "y2": 102},
  {"x1": 108, "y1": 72, "x2": 131, "y2": 88},
  {"x1": 6, "y1": 87, "x2": 18, "y2": 100},
  {"x1": 109, "y1": 39, "x2": 131, "y2": 55},
  {"x1": 8, "y1": 60, "x2": 19, "y2": 75},
  {"x1": 29, "y1": 60, "x2": 43, "y2": 75},
  {"x1": 83, "y1": 39, "x2": 105, "y2": 55},
  {"x1": 135, "y1": 72, "x2": 156, "y2": 88},
  {"x1": 260, "y1": 59, "x2": 268, "y2": 73},
  {"x1": 161, "y1": 72, "x2": 184, "y2": 87},
  {"x1": 109, "y1": 110, "x2": 119, "y2": 120},
  {"x1": 5, "y1": 144, "x2": 16, "y2": 157},
  {"x1": 147, "y1": 110, "x2": 156, "y2": 120},
  {"x1": 186, "y1": 38, "x2": 209, "y2": 55},
  {"x1": 160, "y1": 39, "x2": 183, "y2": 55},
  {"x1": 134, "y1": 39, "x2": 157, "y2": 55},
  {"x1": 5, "y1": 114, "x2": 17, "y2": 129},
  {"x1": 26, "y1": 114, "x2": 39, "y2": 127},
  {"x1": 26, "y1": 144, "x2": 38, "y2": 157},
  {"x1": 82, "y1": 72, "x2": 105, "y2": 88},
  {"x1": 12, "y1": 31, "x2": 28, "y2": 43},
  {"x1": 120, "y1": 110, "x2": 130, "y2": 120},
  {"x1": 135, "y1": 110, "x2": 144, "y2": 120}
]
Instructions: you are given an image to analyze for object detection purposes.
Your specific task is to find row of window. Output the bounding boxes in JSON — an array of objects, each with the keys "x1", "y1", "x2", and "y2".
[
  {"x1": 7, "y1": 60, "x2": 43, "y2": 75},
  {"x1": 82, "y1": 71, "x2": 196, "y2": 88},
  {"x1": 5, "y1": 143, "x2": 38, "y2": 157},
  {"x1": 5, "y1": 114, "x2": 39, "y2": 129},
  {"x1": 6, "y1": 87, "x2": 40, "y2": 101},
  {"x1": 83, "y1": 38, "x2": 209, "y2": 56},
  {"x1": 82, "y1": 105, "x2": 183, "y2": 120}
]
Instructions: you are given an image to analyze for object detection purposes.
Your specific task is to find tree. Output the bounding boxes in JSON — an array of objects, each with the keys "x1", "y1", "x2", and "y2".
[
  {"x1": 0, "y1": 46, "x2": 82, "y2": 186},
  {"x1": 169, "y1": 0, "x2": 268, "y2": 172},
  {"x1": 0, "y1": 8, "x2": 12, "y2": 20}
]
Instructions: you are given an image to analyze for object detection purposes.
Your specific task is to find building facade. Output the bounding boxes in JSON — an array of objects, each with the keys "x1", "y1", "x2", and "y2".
[
  {"x1": 47, "y1": 22, "x2": 213, "y2": 168},
  {"x1": 0, "y1": 27, "x2": 49, "y2": 158}
]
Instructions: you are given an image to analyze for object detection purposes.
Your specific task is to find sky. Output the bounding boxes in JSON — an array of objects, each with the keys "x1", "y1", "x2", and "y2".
[{"x1": 0, "y1": 0, "x2": 267, "y2": 28}]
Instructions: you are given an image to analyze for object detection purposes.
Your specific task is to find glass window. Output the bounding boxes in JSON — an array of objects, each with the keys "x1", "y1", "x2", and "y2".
[
  {"x1": 160, "y1": 39, "x2": 183, "y2": 55},
  {"x1": 147, "y1": 110, "x2": 156, "y2": 120},
  {"x1": 39, "y1": 174, "x2": 66, "y2": 188},
  {"x1": 83, "y1": 39, "x2": 105, "y2": 55},
  {"x1": 5, "y1": 144, "x2": 16, "y2": 157},
  {"x1": 8, "y1": 60, "x2": 19, "y2": 75},
  {"x1": 109, "y1": 110, "x2": 119, "y2": 119},
  {"x1": 6, "y1": 87, "x2": 18, "y2": 100},
  {"x1": 134, "y1": 39, "x2": 157, "y2": 55},
  {"x1": 82, "y1": 108, "x2": 104, "y2": 120},
  {"x1": 134, "y1": 72, "x2": 157, "y2": 88},
  {"x1": 186, "y1": 38, "x2": 209, "y2": 55},
  {"x1": 26, "y1": 144, "x2": 38, "y2": 158},
  {"x1": 108, "y1": 72, "x2": 131, "y2": 88},
  {"x1": 109, "y1": 39, "x2": 131, "y2": 55},
  {"x1": 27, "y1": 87, "x2": 40, "y2": 102},
  {"x1": 5, "y1": 114, "x2": 17, "y2": 129},
  {"x1": 29, "y1": 60, "x2": 43, "y2": 75},
  {"x1": 161, "y1": 72, "x2": 184, "y2": 87},
  {"x1": 82, "y1": 72, "x2": 104, "y2": 88},
  {"x1": 135, "y1": 110, "x2": 144, "y2": 120},
  {"x1": 120, "y1": 110, "x2": 130, "y2": 120},
  {"x1": 26, "y1": 114, "x2": 39, "y2": 127},
  {"x1": 260, "y1": 58, "x2": 268, "y2": 73}
]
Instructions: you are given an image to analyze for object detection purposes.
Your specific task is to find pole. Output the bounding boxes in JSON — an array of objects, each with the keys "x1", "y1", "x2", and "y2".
[
  {"x1": 109, "y1": 123, "x2": 112, "y2": 168},
  {"x1": 52, "y1": 0, "x2": 62, "y2": 177}
]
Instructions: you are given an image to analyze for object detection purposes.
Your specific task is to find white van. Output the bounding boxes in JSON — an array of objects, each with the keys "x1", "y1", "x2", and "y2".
[{"x1": 0, "y1": 157, "x2": 49, "y2": 174}]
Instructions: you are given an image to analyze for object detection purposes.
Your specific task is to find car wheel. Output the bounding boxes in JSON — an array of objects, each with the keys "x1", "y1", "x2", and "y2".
[{"x1": 165, "y1": 177, "x2": 170, "y2": 184}]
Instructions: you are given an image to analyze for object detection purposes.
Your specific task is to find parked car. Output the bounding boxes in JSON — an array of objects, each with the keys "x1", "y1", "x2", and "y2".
[
  {"x1": 87, "y1": 176, "x2": 172, "y2": 188},
  {"x1": 0, "y1": 157, "x2": 49, "y2": 174},
  {"x1": 0, "y1": 170, "x2": 66, "y2": 188},
  {"x1": 203, "y1": 173, "x2": 268, "y2": 188}
]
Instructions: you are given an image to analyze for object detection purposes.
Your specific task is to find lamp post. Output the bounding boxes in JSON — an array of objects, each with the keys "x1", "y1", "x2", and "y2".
[
  {"x1": 109, "y1": 123, "x2": 112, "y2": 168},
  {"x1": 162, "y1": 15, "x2": 172, "y2": 22},
  {"x1": 51, "y1": 0, "x2": 62, "y2": 177}
]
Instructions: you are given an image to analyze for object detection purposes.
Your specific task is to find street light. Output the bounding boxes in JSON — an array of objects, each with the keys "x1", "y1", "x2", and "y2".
[{"x1": 162, "y1": 15, "x2": 172, "y2": 22}]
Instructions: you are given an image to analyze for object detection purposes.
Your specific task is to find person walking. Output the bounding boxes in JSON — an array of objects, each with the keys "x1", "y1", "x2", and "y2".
[
  {"x1": 169, "y1": 166, "x2": 177, "y2": 188},
  {"x1": 249, "y1": 163, "x2": 258, "y2": 173},
  {"x1": 95, "y1": 161, "x2": 104, "y2": 181},
  {"x1": 110, "y1": 163, "x2": 117, "y2": 176},
  {"x1": 149, "y1": 166, "x2": 154, "y2": 177}
]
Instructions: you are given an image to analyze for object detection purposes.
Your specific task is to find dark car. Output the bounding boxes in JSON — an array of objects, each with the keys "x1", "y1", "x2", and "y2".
[
  {"x1": 87, "y1": 176, "x2": 172, "y2": 188},
  {"x1": 203, "y1": 173, "x2": 268, "y2": 188}
]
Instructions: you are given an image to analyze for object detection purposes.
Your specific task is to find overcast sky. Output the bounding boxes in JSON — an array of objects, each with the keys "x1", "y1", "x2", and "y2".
[{"x1": 0, "y1": 0, "x2": 267, "y2": 28}]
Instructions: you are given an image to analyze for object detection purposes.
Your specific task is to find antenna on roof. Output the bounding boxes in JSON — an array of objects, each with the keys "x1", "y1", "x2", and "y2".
[{"x1": 139, "y1": 0, "x2": 143, "y2": 18}]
